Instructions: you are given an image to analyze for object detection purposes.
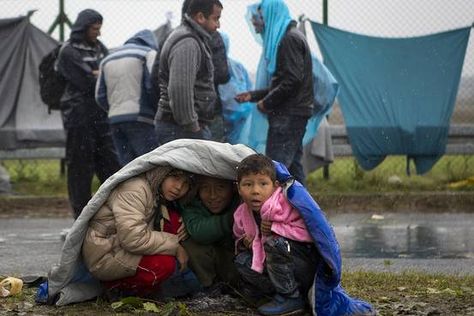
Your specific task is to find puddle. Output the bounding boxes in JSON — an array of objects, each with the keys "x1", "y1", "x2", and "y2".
[{"x1": 333, "y1": 213, "x2": 474, "y2": 259}]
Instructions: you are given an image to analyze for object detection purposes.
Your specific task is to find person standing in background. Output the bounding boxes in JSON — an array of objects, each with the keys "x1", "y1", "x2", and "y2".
[
  {"x1": 235, "y1": 0, "x2": 314, "y2": 185},
  {"x1": 154, "y1": 0, "x2": 223, "y2": 144},
  {"x1": 57, "y1": 9, "x2": 120, "y2": 218},
  {"x1": 96, "y1": 29, "x2": 159, "y2": 166}
]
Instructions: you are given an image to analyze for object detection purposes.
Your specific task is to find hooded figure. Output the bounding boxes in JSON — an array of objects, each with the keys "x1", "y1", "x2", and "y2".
[
  {"x1": 95, "y1": 29, "x2": 160, "y2": 166},
  {"x1": 56, "y1": 9, "x2": 120, "y2": 218},
  {"x1": 234, "y1": 0, "x2": 314, "y2": 185}
]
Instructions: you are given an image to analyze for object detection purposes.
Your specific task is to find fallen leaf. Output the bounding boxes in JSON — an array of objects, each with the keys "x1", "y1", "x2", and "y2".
[{"x1": 143, "y1": 302, "x2": 160, "y2": 313}]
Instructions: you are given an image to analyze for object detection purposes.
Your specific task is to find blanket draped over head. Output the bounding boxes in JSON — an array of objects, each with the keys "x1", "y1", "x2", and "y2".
[{"x1": 46, "y1": 139, "x2": 373, "y2": 315}]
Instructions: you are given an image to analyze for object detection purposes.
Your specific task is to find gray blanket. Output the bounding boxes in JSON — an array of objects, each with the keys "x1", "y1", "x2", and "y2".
[{"x1": 48, "y1": 139, "x2": 255, "y2": 305}]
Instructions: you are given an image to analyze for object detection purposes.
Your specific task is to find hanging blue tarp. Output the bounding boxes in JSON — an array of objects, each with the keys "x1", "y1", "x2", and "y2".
[{"x1": 310, "y1": 22, "x2": 471, "y2": 174}]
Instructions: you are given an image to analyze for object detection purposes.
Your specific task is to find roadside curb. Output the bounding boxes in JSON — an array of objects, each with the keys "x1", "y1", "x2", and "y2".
[
  {"x1": 315, "y1": 191, "x2": 474, "y2": 213},
  {"x1": 1, "y1": 191, "x2": 473, "y2": 217}
]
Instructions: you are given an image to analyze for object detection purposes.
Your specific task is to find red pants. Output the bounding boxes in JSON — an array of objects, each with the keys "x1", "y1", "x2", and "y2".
[
  {"x1": 103, "y1": 209, "x2": 182, "y2": 296},
  {"x1": 103, "y1": 254, "x2": 176, "y2": 296}
]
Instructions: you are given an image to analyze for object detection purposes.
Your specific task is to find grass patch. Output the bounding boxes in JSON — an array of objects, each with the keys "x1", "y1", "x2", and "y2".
[
  {"x1": 342, "y1": 271, "x2": 474, "y2": 315},
  {"x1": 307, "y1": 155, "x2": 474, "y2": 193},
  {"x1": 1, "y1": 160, "x2": 100, "y2": 196},
  {"x1": 2, "y1": 155, "x2": 474, "y2": 196},
  {"x1": 1, "y1": 272, "x2": 473, "y2": 315}
]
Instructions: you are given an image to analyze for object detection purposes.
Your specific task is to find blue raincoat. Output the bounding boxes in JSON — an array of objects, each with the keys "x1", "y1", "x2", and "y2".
[
  {"x1": 217, "y1": 32, "x2": 254, "y2": 144},
  {"x1": 274, "y1": 161, "x2": 374, "y2": 315}
]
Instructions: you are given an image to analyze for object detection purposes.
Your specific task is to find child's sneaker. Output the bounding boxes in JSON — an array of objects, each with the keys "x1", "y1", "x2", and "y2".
[{"x1": 257, "y1": 294, "x2": 305, "y2": 316}]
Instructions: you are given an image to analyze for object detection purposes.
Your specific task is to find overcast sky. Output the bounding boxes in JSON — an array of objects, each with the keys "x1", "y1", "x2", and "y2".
[{"x1": 2, "y1": 0, "x2": 473, "y2": 76}]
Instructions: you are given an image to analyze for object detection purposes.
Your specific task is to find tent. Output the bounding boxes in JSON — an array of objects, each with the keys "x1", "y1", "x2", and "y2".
[{"x1": 0, "y1": 16, "x2": 65, "y2": 150}]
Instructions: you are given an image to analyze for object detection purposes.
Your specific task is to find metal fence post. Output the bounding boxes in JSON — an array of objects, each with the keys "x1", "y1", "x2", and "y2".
[
  {"x1": 47, "y1": 0, "x2": 72, "y2": 41},
  {"x1": 322, "y1": 0, "x2": 331, "y2": 180}
]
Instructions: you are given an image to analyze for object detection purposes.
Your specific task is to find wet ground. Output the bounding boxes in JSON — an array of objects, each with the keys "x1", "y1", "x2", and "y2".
[{"x1": 0, "y1": 212, "x2": 473, "y2": 276}]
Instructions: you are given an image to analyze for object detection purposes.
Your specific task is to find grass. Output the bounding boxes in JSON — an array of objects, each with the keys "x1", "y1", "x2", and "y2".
[
  {"x1": 1, "y1": 271, "x2": 473, "y2": 315},
  {"x1": 2, "y1": 155, "x2": 473, "y2": 196},
  {"x1": 1, "y1": 159, "x2": 100, "y2": 196},
  {"x1": 306, "y1": 155, "x2": 474, "y2": 193}
]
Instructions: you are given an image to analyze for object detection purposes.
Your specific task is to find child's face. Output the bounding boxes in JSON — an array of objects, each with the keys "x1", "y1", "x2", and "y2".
[
  {"x1": 161, "y1": 174, "x2": 190, "y2": 201},
  {"x1": 198, "y1": 176, "x2": 234, "y2": 214},
  {"x1": 237, "y1": 172, "x2": 277, "y2": 212}
]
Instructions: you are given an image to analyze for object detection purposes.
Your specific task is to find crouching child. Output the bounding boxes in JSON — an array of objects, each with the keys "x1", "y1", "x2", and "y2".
[{"x1": 233, "y1": 154, "x2": 321, "y2": 316}]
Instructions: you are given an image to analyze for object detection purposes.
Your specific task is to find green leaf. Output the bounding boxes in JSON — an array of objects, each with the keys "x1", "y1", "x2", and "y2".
[
  {"x1": 110, "y1": 301, "x2": 124, "y2": 310},
  {"x1": 143, "y1": 302, "x2": 160, "y2": 313},
  {"x1": 120, "y1": 296, "x2": 143, "y2": 308}
]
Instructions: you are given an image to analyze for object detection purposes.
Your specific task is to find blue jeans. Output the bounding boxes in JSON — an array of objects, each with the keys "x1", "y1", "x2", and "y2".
[
  {"x1": 156, "y1": 262, "x2": 202, "y2": 299},
  {"x1": 234, "y1": 236, "x2": 319, "y2": 299},
  {"x1": 266, "y1": 114, "x2": 309, "y2": 185},
  {"x1": 111, "y1": 122, "x2": 159, "y2": 166},
  {"x1": 155, "y1": 120, "x2": 212, "y2": 145}
]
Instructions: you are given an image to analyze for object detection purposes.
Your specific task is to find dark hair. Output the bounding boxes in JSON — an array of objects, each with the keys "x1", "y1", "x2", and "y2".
[
  {"x1": 187, "y1": 0, "x2": 223, "y2": 18},
  {"x1": 236, "y1": 154, "x2": 276, "y2": 183}
]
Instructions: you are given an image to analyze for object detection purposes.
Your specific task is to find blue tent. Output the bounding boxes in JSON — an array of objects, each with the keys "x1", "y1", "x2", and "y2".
[{"x1": 310, "y1": 22, "x2": 471, "y2": 174}]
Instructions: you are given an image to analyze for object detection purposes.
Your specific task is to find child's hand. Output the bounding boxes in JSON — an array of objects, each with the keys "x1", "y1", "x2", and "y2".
[
  {"x1": 177, "y1": 219, "x2": 189, "y2": 241},
  {"x1": 260, "y1": 220, "x2": 272, "y2": 236},
  {"x1": 242, "y1": 235, "x2": 253, "y2": 249},
  {"x1": 176, "y1": 245, "x2": 189, "y2": 272}
]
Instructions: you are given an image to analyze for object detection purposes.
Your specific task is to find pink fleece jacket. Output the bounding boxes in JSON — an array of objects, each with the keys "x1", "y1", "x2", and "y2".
[{"x1": 233, "y1": 187, "x2": 313, "y2": 273}]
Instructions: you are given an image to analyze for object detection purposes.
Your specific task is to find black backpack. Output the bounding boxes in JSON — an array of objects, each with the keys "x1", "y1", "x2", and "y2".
[{"x1": 39, "y1": 44, "x2": 66, "y2": 113}]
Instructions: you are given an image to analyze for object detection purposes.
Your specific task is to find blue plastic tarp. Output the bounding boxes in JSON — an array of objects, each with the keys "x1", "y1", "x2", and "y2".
[
  {"x1": 310, "y1": 22, "x2": 471, "y2": 174},
  {"x1": 274, "y1": 161, "x2": 374, "y2": 315}
]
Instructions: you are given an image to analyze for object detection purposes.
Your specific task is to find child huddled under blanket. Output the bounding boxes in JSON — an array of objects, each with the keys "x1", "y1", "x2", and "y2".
[
  {"x1": 82, "y1": 166, "x2": 201, "y2": 300},
  {"x1": 233, "y1": 154, "x2": 321, "y2": 315}
]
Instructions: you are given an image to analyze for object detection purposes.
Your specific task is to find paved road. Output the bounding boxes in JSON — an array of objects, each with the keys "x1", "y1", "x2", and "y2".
[{"x1": 1, "y1": 212, "x2": 473, "y2": 276}]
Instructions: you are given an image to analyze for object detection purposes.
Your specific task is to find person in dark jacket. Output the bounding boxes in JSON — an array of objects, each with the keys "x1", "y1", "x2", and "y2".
[
  {"x1": 57, "y1": 9, "x2": 120, "y2": 218},
  {"x1": 235, "y1": 0, "x2": 314, "y2": 185},
  {"x1": 154, "y1": 0, "x2": 223, "y2": 144},
  {"x1": 95, "y1": 29, "x2": 159, "y2": 166}
]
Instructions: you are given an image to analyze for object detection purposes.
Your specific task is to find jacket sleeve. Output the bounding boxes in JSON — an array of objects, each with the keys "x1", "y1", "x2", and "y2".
[
  {"x1": 182, "y1": 202, "x2": 233, "y2": 245},
  {"x1": 232, "y1": 206, "x2": 247, "y2": 240},
  {"x1": 249, "y1": 89, "x2": 269, "y2": 102},
  {"x1": 57, "y1": 45, "x2": 97, "y2": 95},
  {"x1": 95, "y1": 62, "x2": 109, "y2": 111},
  {"x1": 211, "y1": 32, "x2": 230, "y2": 85},
  {"x1": 261, "y1": 34, "x2": 305, "y2": 111},
  {"x1": 111, "y1": 188, "x2": 180, "y2": 256},
  {"x1": 150, "y1": 53, "x2": 161, "y2": 110},
  {"x1": 145, "y1": 50, "x2": 159, "y2": 111},
  {"x1": 167, "y1": 38, "x2": 201, "y2": 131}
]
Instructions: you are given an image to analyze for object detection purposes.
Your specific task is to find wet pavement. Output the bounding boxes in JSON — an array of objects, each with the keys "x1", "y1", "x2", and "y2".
[{"x1": 1, "y1": 212, "x2": 473, "y2": 276}]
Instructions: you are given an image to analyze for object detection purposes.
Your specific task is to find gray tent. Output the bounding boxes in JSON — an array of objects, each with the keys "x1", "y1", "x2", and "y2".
[{"x1": 0, "y1": 16, "x2": 65, "y2": 150}]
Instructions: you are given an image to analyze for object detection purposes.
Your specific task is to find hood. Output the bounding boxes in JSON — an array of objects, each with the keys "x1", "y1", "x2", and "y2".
[
  {"x1": 260, "y1": 0, "x2": 292, "y2": 75},
  {"x1": 124, "y1": 29, "x2": 158, "y2": 50},
  {"x1": 70, "y1": 9, "x2": 103, "y2": 42}
]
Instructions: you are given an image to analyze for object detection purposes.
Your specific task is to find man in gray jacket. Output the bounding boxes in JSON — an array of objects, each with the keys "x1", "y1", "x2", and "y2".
[{"x1": 154, "y1": 0, "x2": 223, "y2": 144}]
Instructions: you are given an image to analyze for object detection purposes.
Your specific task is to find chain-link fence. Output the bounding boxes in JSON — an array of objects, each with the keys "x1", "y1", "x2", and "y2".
[{"x1": 1, "y1": 0, "x2": 473, "y2": 189}]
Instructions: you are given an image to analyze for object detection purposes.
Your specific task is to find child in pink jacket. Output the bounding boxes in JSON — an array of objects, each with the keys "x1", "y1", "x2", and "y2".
[{"x1": 233, "y1": 154, "x2": 321, "y2": 316}]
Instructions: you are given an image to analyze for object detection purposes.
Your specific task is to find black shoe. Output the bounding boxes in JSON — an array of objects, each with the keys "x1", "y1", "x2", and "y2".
[{"x1": 257, "y1": 294, "x2": 305, "y2": 316}]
